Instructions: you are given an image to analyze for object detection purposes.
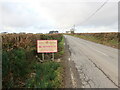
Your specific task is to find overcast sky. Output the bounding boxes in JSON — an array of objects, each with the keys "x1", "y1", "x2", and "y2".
[{"x1": 0, "y1": 0, "x2": 119, "y2": 33}]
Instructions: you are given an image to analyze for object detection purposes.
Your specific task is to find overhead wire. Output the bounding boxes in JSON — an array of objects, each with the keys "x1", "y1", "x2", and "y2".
[{"x1": 79, "y1": 0, "x2": 109, "y2": 25}]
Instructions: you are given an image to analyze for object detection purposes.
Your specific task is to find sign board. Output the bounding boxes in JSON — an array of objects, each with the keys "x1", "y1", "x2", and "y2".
[{"x1": 37, "y1": 40, "x2": 57, "y2": 53}]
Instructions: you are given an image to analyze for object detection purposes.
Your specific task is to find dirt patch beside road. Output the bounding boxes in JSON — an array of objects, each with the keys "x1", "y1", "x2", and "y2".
[{"x1": 62, "y1": 36, "x2": 82, "y2": 88}]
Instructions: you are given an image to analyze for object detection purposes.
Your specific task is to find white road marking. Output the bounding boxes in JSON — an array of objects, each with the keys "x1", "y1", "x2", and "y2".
[
  {"x1": 70, "y1": 68, "x2": 76, "y2": 88},
  {"x1": 69, "y1": 47, "x2": 71, "y2": 50},
  {"x1": 68, "y1": 58, "x2": 71, "y2": 61},
  {"x1": 94, "y1": 49, "x2": 108, "y2": 56},
  {"x1": 89, "y1": 47, "x2": 108, "y2": 56},
  {"x1": 74, "y1": 36, "x2": 109, "y2": 57}
]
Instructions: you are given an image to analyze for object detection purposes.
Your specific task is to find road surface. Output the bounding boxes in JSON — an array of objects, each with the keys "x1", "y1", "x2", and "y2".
[{"x1": 64, "y1": 35, "x2": 118, "y2": 88}]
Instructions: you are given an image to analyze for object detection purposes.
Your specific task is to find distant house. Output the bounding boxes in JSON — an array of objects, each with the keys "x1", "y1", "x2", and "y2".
[
  {"x1": 66, "y1": 29, "x2": 75, "y2": 34},
  {"x1": 27, "y1": 33, "x2": 33, "y2": 34},
  {"x1": 49, "y1": 31, "x2": 58, "y2": 34},
  {"x1": 19, "y1": 32, "x2": 26, "y2": 34},
  {"x1": 36, "y1": 33, "x2": 42, "y2": 34},
  {"x1": 66, "y1": 25, "x2": 76, "y2": 34},
  {"x1": 66, "y1": 31, "x2": 71, "y2": 33},
  {"x1": 1, "y1": 32, "x2": 8, "y2": 34}
]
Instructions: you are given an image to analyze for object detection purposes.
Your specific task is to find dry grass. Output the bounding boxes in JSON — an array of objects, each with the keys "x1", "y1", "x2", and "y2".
[{"x1": 69, "y1": 32, "x2": 119, "y2": 49}]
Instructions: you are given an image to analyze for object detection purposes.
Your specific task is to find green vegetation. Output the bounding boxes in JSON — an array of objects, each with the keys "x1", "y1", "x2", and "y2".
[
  {"x1": 2, "y1": 48, "x2": 32, "y2": 88},
  {"x1": 70, "y1": 33, "x2": 119, "y2": 49},
  {"x1": 55, "y1": 36, "x2": 64, "y2": 58},
  {"x1": 2, "y1": 34, "x2": 64, "y2": 88},
  {"x1": 26, "y1": 61, "x2": 63, "y2": 88}
]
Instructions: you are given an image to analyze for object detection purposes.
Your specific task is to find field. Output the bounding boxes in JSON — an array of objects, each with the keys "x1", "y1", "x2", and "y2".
[
  {"x1": 2, "y1": 33, "x2": 64, "y2": 88},
  {"x1": 69, "y1": 32, "x2": 119, "y2": 49}
]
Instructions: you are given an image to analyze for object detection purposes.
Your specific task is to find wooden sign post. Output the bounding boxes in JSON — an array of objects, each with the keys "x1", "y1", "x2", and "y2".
[
  {"x1": 37, "y1": 40, "x2": 57, "y2": 60},
  {"x1": 52, "y1": 53, "x2": 54, "y2": 61},
  {"x1": 42, "y1": 53, "x2": 44, "y2": 61}
]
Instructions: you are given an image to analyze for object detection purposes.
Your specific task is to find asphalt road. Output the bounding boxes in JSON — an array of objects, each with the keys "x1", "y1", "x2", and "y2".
[{"x1": 64, "y1": 35, "x2": 118, "y2": 88}]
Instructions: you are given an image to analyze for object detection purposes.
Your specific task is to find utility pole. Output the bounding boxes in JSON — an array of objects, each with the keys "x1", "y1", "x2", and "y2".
[
  {"x1": 70, "y1": 25, "x2": 75, "y2": 33},
  {"x1": 73, "y1": 24, "x2": 75, "y2": 30}
]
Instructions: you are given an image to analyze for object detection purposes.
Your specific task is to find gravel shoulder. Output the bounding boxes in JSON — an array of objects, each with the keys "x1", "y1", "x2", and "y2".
[{"x1": 62, "y1": 36, "x2": 82, "y2": 88}]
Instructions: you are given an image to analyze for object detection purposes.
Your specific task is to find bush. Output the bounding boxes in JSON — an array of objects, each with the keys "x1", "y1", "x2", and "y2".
[
  {"x1": 25, "y1": 61, "x2": 60, "y2": 88},
  {"x1": 2, "y1": 48, "x2": 31, "y2": 88}
]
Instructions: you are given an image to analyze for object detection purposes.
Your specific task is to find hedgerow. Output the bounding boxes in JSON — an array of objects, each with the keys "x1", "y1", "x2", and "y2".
[{"x1": 2, "y1": 33, "x2": 64, "y2": 88}]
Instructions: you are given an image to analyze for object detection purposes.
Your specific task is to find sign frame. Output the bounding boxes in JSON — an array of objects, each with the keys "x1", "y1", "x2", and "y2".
[{"x1": 37, "y1": 40, "x2": 58, "y2": 53}]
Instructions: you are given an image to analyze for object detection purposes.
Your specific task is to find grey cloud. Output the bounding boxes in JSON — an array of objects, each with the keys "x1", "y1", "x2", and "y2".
[
  {"x1": 1, "y1": 2, "x2": 50, "y2": 28},
  {"x1": 41, "y1": 1, "x2": 118, "y2": 28},
  {"x1": 0, "y1": 0, "x2": 118, "y2": 33}
]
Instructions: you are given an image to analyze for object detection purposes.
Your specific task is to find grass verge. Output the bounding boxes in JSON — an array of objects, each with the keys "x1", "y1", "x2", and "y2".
[{"x1": 70, "y1": 34, "x2": 118, "y2": 49}]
